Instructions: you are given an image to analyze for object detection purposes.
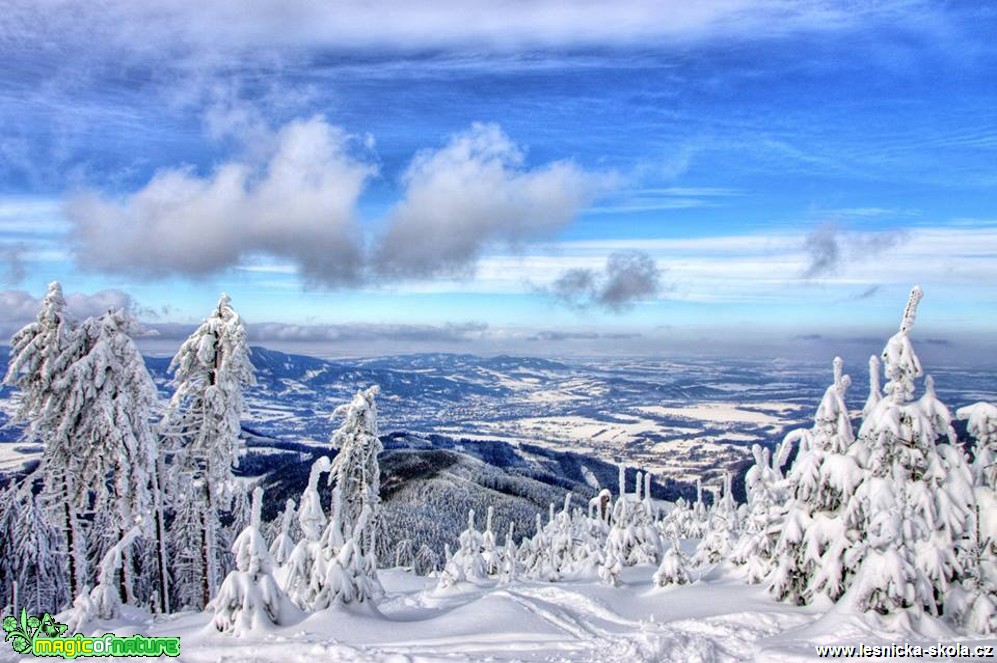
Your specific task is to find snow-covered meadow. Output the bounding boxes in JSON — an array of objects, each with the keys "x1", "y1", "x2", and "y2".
[{"x1": 5, "y1": 562, "x2": 993, "y2": 662}]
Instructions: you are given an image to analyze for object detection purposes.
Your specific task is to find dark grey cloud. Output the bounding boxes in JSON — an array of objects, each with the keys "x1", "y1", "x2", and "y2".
[
  {"x1": 801, "y1": 223, "x2": 841, "y2": 279},
  {"x1": 832, "y1": 284, "x2": 881, "y2": 303},
  {"x1": 850, "y1": 285, "x2": 880, "y2": 301},
  {"x1": 549, "y1": 250, "x2": 662, "y2": 313},
  {"x1": 801, "y1": 222, "x2": 910, "y2": 280},
  {"x1": 372, "y1": 124, "x2": 610, "y2": 279}
]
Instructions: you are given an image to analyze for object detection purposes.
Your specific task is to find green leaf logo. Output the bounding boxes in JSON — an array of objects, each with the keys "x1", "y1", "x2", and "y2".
[{"x1": 3, "y1": 607, "x2": 69, "y2": 654}]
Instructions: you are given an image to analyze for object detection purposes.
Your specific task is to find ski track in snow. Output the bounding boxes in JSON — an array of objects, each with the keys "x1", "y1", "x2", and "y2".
[{"x1": 56, "y1": 574, "x2": 822, "y2": 663}]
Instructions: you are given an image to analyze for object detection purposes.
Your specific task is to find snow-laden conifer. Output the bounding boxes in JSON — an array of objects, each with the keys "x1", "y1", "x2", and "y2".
[
  {"x1": 957, "y1": 402, "x2": 997, "y2": 489},
  {"x1": 163, "y1": 293, "x2": 255, "y2": 608},
  {"x1": 693, "y1": 474, "x2": 738, "y2": 567},
  {"x1": 844, "y1": 287, "x2": 976, "y2": 618},
  {"x1": 88, "y1": 527, "x2": 142, "y2": 620},
  {"x1": 307, "y1": 387, "x2": 385, "y2": 607},
  {"x1": 4, "y1": 283, "x2": 85, "y2": 596},
  {"x1": 438, "y1": 509, "x2": 488, "y2": 588},
  {"x1": 269, "y1": 499, "x2": 298, "y2": 567},
  {"x1": 6, "y1": 296, "x2": 164, "y2": 609},
  {"x1": 497, "y1": 522, "x2": 520, "y2": 586},
  {"x1": 731, "y1": 444, "x2": 789, "y2": 583},
  {"x1": 328, "y1": 386, "x2": 383, "y2": 568},
  {"x1": 653, "y1": 535, "x2": 691, "y2": 588},
  {"x1": 0, "y1": 483, "x2": 65, "y2": 613},
  {"x1": 66, "y1": 310, "x2": 161, "y2": 605},
  {"x1": 769, "y1": 357, "x2": 859, "y2": 603},
  {"x1": 282, "y1": 457, "x2": 330, "y2": 609},
  {"x1": 481, "y1": 506, "x2": 501, "y2": 577},
  {"x1": 211, "y1": 487, "x2": 298, "y2": 635}
]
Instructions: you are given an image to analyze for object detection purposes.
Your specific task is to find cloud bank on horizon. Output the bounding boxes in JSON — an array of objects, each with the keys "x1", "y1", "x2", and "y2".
[{"x1": 1, "y1": 0, "x2": 995, "y2": 353}]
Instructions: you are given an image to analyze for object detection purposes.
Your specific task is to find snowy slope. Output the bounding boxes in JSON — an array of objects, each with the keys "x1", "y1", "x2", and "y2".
[{"x1": 6, "y1": 564, "x2": 992, "y2": 663}]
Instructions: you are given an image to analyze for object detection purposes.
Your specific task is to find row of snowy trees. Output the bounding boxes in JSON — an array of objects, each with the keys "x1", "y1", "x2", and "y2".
[
  {"x1": 212, "y1": 387, "x2": 385, "y2": 634},
  {"x1": 416, "y1": 287, "x2": 994, "y2": 635},
  {"x1": 0, "y1": 281, "x2": 389, "y2": 635},
  {"x1": 733, "y1": 287, "x2": 995, "y2": 633},
  {"x1": 0, "y1": 283, "x2": 254, "y2": 617}
]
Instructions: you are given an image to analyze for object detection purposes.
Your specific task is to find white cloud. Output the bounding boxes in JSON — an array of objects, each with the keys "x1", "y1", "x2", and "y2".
[
  {"x1": 67, "y1": 116, "x2": 373, "y2": 286},
  {"x1": 4, "y1": 0, "x2": 935, "y2": 61},
  {"x1": 65, "y1": 120, "x2": 609, "y2": 285},
  {"x1": 372, "y1": 123, "x2": 613, "y2": 279}
]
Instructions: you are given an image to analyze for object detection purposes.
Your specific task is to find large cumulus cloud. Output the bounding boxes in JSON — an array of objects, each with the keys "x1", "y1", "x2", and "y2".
[
  {"x1": 67, "y1": 116, "x2": 373, "y2": 286},
  {"x1": 373, "y1": 123, "x2": 608, "y2": 279}
]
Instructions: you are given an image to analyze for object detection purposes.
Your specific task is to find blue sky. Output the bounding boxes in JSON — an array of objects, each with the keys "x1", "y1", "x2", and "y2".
[{"x1": 1, "y1": 1, "x2": 995, "y2": 359}]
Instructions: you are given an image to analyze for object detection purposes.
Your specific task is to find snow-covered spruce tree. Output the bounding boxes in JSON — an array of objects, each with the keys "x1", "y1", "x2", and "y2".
[
  {"x1": 329, "y1": 386, "x2": 383, "y2": 562},
  {"x1": 692, "y1": 474, "x2": 738, "y2": 567},
  {"x1": 436, "y1": 544, "x2": 464, "y2": 590},
  {"x1": 308, "y1": 386, "x2": 385, "y2": 607},
  {"x1": 0, "y1": 482, "x2": 65, "y2": 613},
  {"x1": 456, "y1": 509, "x2": 488, "y2": 582},
  {"x1": 659, "y1": 497, "x2": 694, "y2": 541},
  {"x1": 952, "y1": 403, "x2": 997, "y2": 633},
  {"x1": 481, "y1": 507, "x2": 501, "y2": 577},
  {"x1": 688, "y1": 478, "x2": 709, "y2": 539},
  {"x1": 599, "y1": 469, "x2": 660, "y2": 585},
  {"x1": 162, "y1": 293, "x2": 255, "y2": 608},
  {"x1": 844, "y1": 286, "x2": 976, "y2": 618},
  {"x1": 281, "y1": 456, "x2": 331, "y2": 609},
  {"x1": 863, "y1": 355, "x2": 882, "y2": 419},
  {"x1": 69, "y1": 310, "x2": 163, "y2": 607},
  {"x1": 731, "y1": 443, "x2": 790, "y2": 584},
  {"x1": 210, "y1": 487, "x2": 298, "y2": 635},
  {"x1": 548, "y1": 496, "x2": 583, "y2": 580},
  {"x1": 957, "y1": 402, "x2": 997, "y2": 489},
  {"x1": 269, "y1": 499, "x2": 298, "y2": 568},
  {"x1": 521, "y1": 513, "x2": 553, "y2": 581},
  {"x1": 653, "y1": 535, "x2": 691, "y2": 588},
  {"x1": 3, "y1": 282, "x2": 85, "y2": 598},
  {"x1": 947, "y1": 505, "x2": 996, "y2": 634},
  {"x1": 88, "y1": 527, "x2": 142, "y2": 620},
  {"x1": 437, "y1": 509, "x2": 488, "y2": 589},
  {"x1": 768, "y1": 357, "x2": 860, "y2": 603},
  {"x1": 497, "y1": 522, "x2": 520, "y2": 587},
  {"x1": 6, "y1": 297, "x2": 164, "y2": 608}
]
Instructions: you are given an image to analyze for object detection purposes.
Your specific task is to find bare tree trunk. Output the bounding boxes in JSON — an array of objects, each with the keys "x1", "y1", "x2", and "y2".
[{"x1": 152, "y1": 459, "x2": 170, "y2": 614}]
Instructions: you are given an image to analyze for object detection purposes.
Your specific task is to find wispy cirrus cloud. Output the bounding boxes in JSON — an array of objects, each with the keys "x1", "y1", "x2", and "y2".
[{"x1": 3, "y1": 0, "x2": 940, "y2": 61}]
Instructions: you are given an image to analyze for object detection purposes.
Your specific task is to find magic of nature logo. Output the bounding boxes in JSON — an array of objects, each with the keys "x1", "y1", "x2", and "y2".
[{"x1": 3, "y1": 608, "x2": 180, "y2": 658}]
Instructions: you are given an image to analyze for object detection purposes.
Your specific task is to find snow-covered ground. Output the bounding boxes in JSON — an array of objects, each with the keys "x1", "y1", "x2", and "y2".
[{"x1": 7, "y1": 565, "x2": 991, "y2": 663}]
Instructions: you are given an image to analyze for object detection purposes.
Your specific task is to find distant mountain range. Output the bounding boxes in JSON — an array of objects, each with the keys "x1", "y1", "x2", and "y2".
[{"x1": 1, "y1": 345, "x2": 991, "y2": 563}]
